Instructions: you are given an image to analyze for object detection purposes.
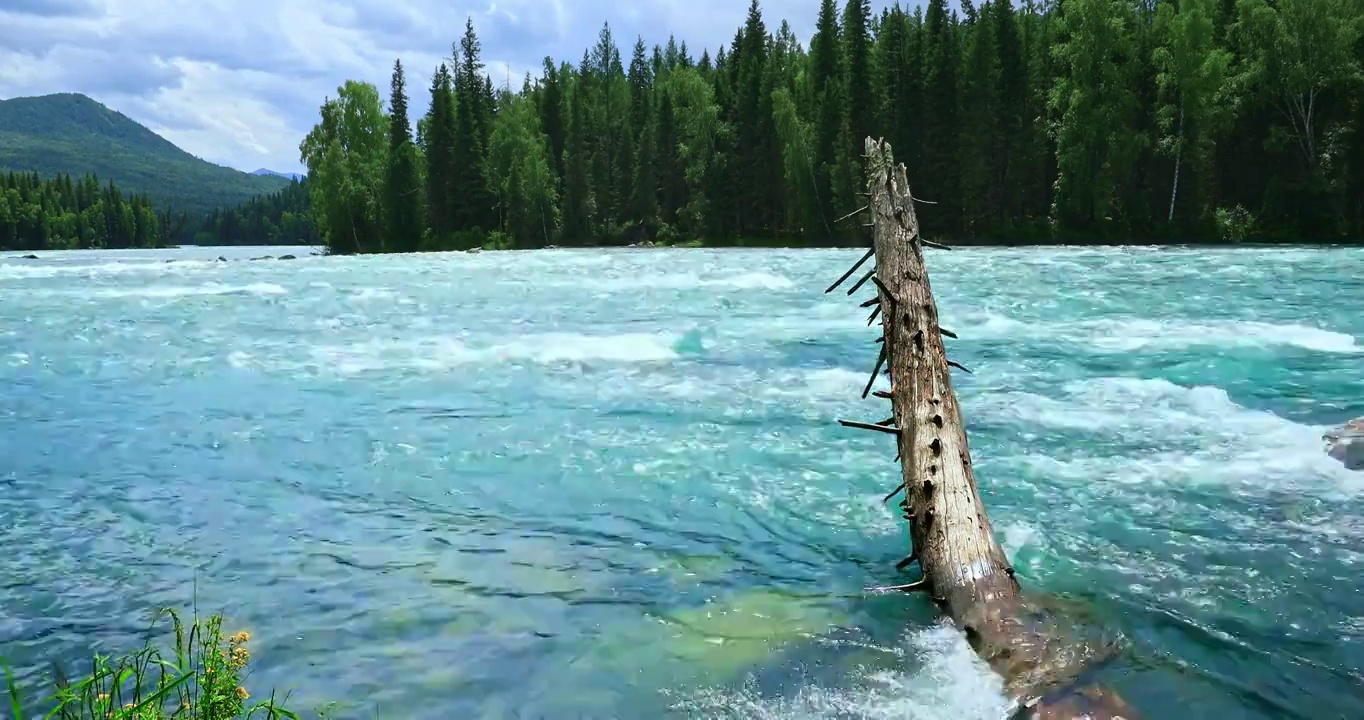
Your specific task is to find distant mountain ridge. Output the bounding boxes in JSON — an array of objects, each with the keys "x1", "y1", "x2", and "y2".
[
  {"x1": 252, "y1": 168, "x2": 304, "y2": 181},
  {"x1": 0, "y1": 93, "x2": 291, "y2": 215}
]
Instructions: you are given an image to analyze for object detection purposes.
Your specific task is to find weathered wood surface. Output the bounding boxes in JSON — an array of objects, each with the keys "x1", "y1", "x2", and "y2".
[{"x1": 837, "y1": 137, "x2": 1137, "y2": 719}]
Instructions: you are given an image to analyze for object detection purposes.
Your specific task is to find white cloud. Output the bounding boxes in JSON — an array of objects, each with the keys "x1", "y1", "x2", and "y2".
[{"x1": 0, "y1": 0, "x2": 894, "y2": 174}]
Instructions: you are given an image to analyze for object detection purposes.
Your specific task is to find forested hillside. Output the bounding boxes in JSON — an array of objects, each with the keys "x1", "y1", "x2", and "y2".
[
  {"x1": 0, "y1": 93, "x2": 292, "y2": 216},
  {"x1": 303, "y1": 0, "x2": 1364, "y2": 254}
]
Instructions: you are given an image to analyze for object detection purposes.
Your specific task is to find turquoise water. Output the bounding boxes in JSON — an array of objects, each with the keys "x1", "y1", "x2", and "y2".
[{"x1": 2, "y1": 245, "x2": 1362, "y2": 719}]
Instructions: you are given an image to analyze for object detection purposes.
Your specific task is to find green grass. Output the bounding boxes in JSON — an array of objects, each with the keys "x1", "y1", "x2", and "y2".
[{"x1": 3, "y1": 610, "x2": 297, "y2": 720}]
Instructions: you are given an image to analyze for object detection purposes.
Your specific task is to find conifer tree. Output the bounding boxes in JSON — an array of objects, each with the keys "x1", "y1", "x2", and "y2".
[
  {"x1": 384, "y1": 59, "x2": 424, "y2": 252},
  {"x1": 560, "y1": 81, "x2": 593, "y2": 244},
  {"x1": 808, "y1": 0, "x2": 842, "y2": 238},
  {"x1": 922, "y1": 0, "x2": 963, "y2": 233},
  {"x1": 423, "y1": 65, "x2": 458, "y2": 240},
  {"x1": 452, "y1": 17, "x2": 492, "y2": 235}
]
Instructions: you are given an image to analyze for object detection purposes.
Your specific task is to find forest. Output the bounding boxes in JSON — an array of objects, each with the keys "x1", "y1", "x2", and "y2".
[
  {"x1": 301, "y1": 0, "x2": 1364, "y2": 254},
  {"x1": 0, "y1": 172, "x2": 164, "y2": 251},
  {"x1": 5, "y1": 0, "x2": 1361, "y2": 254},
  {"x1": 0, "y1": 172, "x2": 317, "y2": 252},
  {"x1": 189, "y1": 179, "x2": 319, "y2": 247}
]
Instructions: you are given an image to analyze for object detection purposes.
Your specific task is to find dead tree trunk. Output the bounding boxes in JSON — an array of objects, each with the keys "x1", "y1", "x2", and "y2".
[{"x1": 834, "y1": 138, "x2": 1138, "y2": 720}]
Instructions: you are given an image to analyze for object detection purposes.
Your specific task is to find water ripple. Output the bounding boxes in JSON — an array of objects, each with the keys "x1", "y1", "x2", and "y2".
[{"x1": 2, "y1": 245, "x2": 1362, "y2": 719}]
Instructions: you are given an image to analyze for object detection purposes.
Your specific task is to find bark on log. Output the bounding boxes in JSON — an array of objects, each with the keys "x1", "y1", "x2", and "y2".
[{"x1": 846, "y1": 137, "x2": 1138, "y2": 719}]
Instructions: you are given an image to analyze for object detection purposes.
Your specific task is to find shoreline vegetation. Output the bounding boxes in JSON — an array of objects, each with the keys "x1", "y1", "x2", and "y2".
[
  {"x1": 7, "y1": 234, "x2": 1364, "y2": 261},
  {"x1": 3, "y1": 609, "x2": 300, "y2": 720},
  {"x1": 0, "y1": 172, "x2": 318, "y2": 253},
  {"x1": 298, "y1": 0, "x2": 1364, "y2": 256},
  {"x1": 8, "y1": 0, "x2": 1364, "y2": 255}
]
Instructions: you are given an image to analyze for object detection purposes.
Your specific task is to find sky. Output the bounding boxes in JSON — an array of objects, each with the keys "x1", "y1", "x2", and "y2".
[{"x1": 0, "y1": 0, "x2": 899, "y2": 176}]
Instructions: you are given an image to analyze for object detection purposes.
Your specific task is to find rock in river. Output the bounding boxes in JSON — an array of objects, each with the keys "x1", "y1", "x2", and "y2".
[{"x1": 1324, "y1": 418, "x2": 1364, "y2": 471}]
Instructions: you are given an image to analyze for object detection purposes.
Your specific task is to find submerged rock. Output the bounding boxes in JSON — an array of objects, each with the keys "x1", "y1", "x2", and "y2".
[
  {"x1": 277, "y1": 254, "x2": 297, "y2": 260},
  {"x1": 1324, "y1": 418, "x2": 1364, "y2": 471},
  {"x1": 21, "y1": 254, "x2": 39, "y2": 259}
]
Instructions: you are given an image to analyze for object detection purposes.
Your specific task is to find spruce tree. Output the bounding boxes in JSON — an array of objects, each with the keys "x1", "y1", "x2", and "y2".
[
  {"x1": 655, "y1": 90, "x2": 685, "y2": 227},
  {"x1": 735, "y1": 0, "x2": 773, "y2": 236},
  {"x1": 560, "y1": 82, "x2": 593, "y2": 244},
  {"x1": 922, "y1": 0, "x2": 963, "y2": 233},
  {"x1": 538, "y1": 59, "x2": 567, "y2": 185},
  {"x1": 452, "y1": 17, "x2": 492, "y2": 234},
  {"x1": 423, "y1": 64, "x2": 458, "y2": 240},
  {"x1": 384, "y1": 59, "x2": 424, "y2": 252},
  {"x1": 842, "y1": 0, "x2": 874, "y2": 154},
  {"x1": 993, "y1": 0, "x2": 1027, "y2": 223},
  {"x1": 959, "y1": 4, "x2": 1002, "y2": 235},
  {"x1": 809, "y1": 0, "x2": 842, "y2": 238}
]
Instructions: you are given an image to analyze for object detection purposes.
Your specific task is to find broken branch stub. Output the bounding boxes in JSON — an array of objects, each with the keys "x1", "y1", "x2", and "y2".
[
  {"x1": 862, "y1": 136, "x2": 1015, "y2": 619},
  {"x1": 843, "y1": 137, "x2": 1137, "y2": 720}
]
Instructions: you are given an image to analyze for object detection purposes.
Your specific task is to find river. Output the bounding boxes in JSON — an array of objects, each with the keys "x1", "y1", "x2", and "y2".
[{"x1": 1, "y1": 245, "x2": 1361, "y2": 719}]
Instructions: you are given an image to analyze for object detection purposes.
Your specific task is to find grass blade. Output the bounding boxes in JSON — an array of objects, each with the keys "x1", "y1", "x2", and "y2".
[{"x1": 4, "y1": 659, "x2": 24, "y2": 720}]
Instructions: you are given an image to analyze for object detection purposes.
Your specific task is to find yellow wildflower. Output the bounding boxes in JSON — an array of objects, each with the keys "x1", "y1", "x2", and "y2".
[
  {"x1": 230, "y1": 631, "x2": 251, "y2": 644},
  {"x1": 235, "y1": 686, "x2": 250, "y2": 700}
]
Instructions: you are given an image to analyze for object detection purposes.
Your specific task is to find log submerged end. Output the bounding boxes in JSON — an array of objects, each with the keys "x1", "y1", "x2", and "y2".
[{"x1": 837, "y1": 137, "x2": 1138, "y2": 720}]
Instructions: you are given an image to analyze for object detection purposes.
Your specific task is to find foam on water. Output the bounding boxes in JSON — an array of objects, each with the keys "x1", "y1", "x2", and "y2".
[
  {"x1": 0, "y1": 259, "x2": 220, "y2": 281},
  {"x1": 84, "y1": 282, "x2": 289, "y2": 299},
  {"x1": 3, "y1": 245, "x2": 1362, "y2": 720},
  {"x1": 554, "y1": 270, "x2": 796, "y2": 292},
  {"x1": 981, "y1": 376, "x2": 1355, "y2": 495},
  {"x1": 956, "y1": 312, "x2": 1361, "y2": 354},
  {"x1": 1086, "y1": 319, "x2": 1360, "y2": 353},
  {"x1": 672, "y1": 626, "x2": 1012, "y2": 720},
  {"x1": 307, "y1": 331, "x2": 684, "y2": 374}
]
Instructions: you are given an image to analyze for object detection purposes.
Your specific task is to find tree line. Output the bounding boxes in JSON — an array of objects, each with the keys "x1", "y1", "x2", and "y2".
[
  {"x1": 190, "y1": 179, "x2": 320, "y2": 247},
  {"x1": 300, "y1": 0, "x2": 1364, "y2": 253},
  {"x1": 0, "y1": 170, "x2": 319, "y2": 252},
  {"x1": 0, "y1": 171, "x2": 164, "y2": 251}
]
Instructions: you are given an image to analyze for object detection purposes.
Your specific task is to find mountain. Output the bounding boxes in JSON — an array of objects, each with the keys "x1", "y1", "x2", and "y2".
[
  {"x1": 0, "y1": 93, "x2": 292, "y2": 215},
  {"x1": 252, "y1": 168, "x2": 303, "y2": 181}
]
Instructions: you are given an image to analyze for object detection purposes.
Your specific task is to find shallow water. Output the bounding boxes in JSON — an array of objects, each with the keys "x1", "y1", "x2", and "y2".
[{"x1": 2, "y1": 244, "x2": 1362, "y2": 719}]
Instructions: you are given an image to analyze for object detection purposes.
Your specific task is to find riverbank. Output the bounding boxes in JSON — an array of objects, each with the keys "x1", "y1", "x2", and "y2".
[
  {"x1": 4, "y1": 610, "x2": 297, "y2": 720},
  {"x1": 12, "y1": 238, "x2": 1358, "y2": 259}
]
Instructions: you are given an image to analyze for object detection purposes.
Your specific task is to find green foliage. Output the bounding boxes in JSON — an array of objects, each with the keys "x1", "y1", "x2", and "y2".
[
  {"x1": 486, "y1": 91, "x2": 560, "y2": 247},
  {"x1": 0, "y1": 94, "x2": 289, "y2": 216},
  {"x1": 423, "y1": 65, "x2": 459, "y2": 242},
  {"x1": 192, "y1": 180, "x2": 317, "y2": 247},
  {"x1": 1155, "y1": 0, "x2": 1234, "y2": 226},
  {"x1": 451, "y1": 18, "x2": 495, "y2": 233},
  {"x1": 2, "y1": 610, "x2": 296, "y2": 720},
  {"x1": 298, "y1": 0, "x2": 1364, "y2": 251},
  {"x1": 384, "y1": 59, "x2": 425, "y2": 253},
  {"x1": 0, "y1": 172, "x2": 161, "y2": 251},
  {"x1": 1230, "y1": 0, "x2": 1363, "y2": 236},
  {"x1": 1048, "y1": 0, "x2": 1145, "y2": 234},
  {"x1": 299, "y1": 81, "x2": 388, "y2": 254},
  {"x1": 1216, "y1": 204, "x2": 1257, "y2": 240}
]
